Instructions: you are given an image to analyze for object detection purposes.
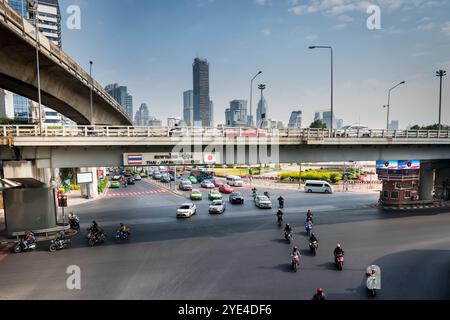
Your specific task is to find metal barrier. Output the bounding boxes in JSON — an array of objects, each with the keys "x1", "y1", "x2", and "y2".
[{"x1": 1, "y1": 125, "x2": 450, "y2": 140}]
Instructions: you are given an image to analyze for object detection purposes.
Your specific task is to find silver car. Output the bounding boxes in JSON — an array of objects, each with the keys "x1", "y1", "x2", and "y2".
[
  {"x1": 255, "y1": 195, "x2": 272, "y2": 209},
  {"x1": 335, "y1": 125, "x2": 371, "y2": 138},
  {"x1": 209, "y1": 199, "x2": 226, "y2": 214}
]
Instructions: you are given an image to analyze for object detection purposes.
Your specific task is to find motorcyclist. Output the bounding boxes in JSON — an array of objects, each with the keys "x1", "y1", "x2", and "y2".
[
  {"x1": 306, "y1": 210, "x2": 313, "y2": 223},
  {"x1": 292, "y1": 246, "x2": 301, "y2": 257},
  {"x1": 284, "y1": 223, "x2": 292, "y2": 234},
  {"x1": 309, "y1": 233, "x2": 318, "y2": 244},
  {"x1": 278, "y1": 196, "x2": 285, "y2": 208},
  {"x1": 312, "y1": 288, "x2": 326, "y2": 301},
  {"x1": 276, "y1": 209, "x2": 284, "y2": 219},
  {"x1": 118, "y1": 223, "x2": 130, "y2": 235},
  {"x1": 56, "y1": 231, "x2": 66, "y2": 240},
  {"x1": 264, "y1": 191, "x2": 270, "y2": 199},
  {"x1": 25, "y1": 231, "x2": 36, "y2": 246},
  {"x1": 334, "y1": 244, "x2": 344, "y2": 259}
]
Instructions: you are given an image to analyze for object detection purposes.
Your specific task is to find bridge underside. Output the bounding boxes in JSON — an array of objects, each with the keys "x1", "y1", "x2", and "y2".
[
  {"x1": 0, "y1": 18, "x2": 131, "y2": 125},
  {"x1": 1, "y1": 144, "x2": 450, "y2": 168}
]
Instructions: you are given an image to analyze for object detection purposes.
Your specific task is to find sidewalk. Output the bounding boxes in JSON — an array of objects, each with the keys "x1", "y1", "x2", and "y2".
[
  {"x1": 66, "y1": 183, "x2": 109, "y2": 207},
  {"x1": 247, "y1": 179, "x2": 381, "y2": 193}
]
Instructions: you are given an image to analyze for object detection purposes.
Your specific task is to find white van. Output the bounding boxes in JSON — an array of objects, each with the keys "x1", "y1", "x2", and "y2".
[
  {"x1": 226, "y1": 175, "x2": 244, "y2": 187},
  {"x1": 304, "y1": 180, "x2": 333, "y2": 194}
]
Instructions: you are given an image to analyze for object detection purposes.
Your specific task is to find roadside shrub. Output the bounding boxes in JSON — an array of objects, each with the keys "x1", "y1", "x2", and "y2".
[
  {"x1": 98, "y1": 177, "x2": 108, "y2": 193},
  {"x1": 278, "y1": 171, "x2": 342, "y2": 183}
]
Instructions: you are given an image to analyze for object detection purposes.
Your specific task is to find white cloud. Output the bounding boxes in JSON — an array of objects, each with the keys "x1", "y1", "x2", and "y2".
[
  {"x1": 304, "y1": 34, "x2": 319, "y2": 40},
  {"x1": 442, "y1": 22, "x2": 450, "y2": 36},
  {"x1": 417, "y1": 23, "x2": 433, "y2": 31},
  {"x1": 261, "y1": 28, "x2": 271, "y2": 36},
  {"x1": 338, "y1": 15, "x2": 355, "y2": 22}
]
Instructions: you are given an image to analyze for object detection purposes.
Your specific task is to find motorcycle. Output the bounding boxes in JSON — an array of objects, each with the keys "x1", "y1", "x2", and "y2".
[
  {"x1": 291, "y1": 254, "x2": 300, "y2": 272},
  {"x1": 252, "y1": 190, "x2": 257, "y2": 201},
  {"x1": 305, "y1": 222, "x2": 313, "y2": 237},
  {"x1": 309, "y1": 241, "x2": 319, "y2": 256},
  {"x1": 115, "y1": 230, "x2": 130, "y2": 241},
  {"x1": 278, "y1": 198, "x2": 284, "y2": 209},
  {"x1": 335, "y1": 254, "x2": 344, "y2": 271},
  {"x1": 49, "y1": 238, "x2": 72, "y2": 252},
  {"x1": 13, "y1": 240, "x2": 37, "y2": 254},
  {"x1": 284, "y1": 231, "x2": 293, "y2": 244},
  {"x1": 366, "y1": 265, "x2": 381, "y2": 297},
  {"x1": 87, "y1": 230, "x2": 106, "y2": 247},
  {"x1": 69, "y1": 216, "x2": 80, "y2": 230}
]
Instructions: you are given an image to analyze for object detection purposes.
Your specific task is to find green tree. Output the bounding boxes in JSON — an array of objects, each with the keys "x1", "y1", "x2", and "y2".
[{"x1": 310, "y1": 120, "x2": 327, "y2": 129}]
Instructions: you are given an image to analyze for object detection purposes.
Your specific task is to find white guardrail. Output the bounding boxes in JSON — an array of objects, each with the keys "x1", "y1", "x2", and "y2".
[{"x1": 1, "y1": 125, "x2": 450, "y2": 139}]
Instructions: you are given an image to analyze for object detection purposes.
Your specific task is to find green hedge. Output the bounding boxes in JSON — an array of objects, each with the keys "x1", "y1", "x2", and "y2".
[
  {"x1": 278, "y1": 171, "x2": 342, "y2": 183},
  {"x1": 98, "y1": 177, "x2": 109, "y2": 193}
]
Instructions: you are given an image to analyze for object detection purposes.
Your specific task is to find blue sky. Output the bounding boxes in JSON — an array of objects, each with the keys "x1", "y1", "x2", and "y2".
[{"x1": 59, "y1": 0, "x2": 450, "y2": 128}]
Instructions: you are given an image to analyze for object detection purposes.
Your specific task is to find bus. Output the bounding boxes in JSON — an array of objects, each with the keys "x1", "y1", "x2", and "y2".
[{"x1": 190, "y1": 168, "x2": 215, "y2": 183}]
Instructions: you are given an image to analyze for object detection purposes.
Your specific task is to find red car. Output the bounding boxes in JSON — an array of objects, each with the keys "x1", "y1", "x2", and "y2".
[
  {"x1": 219, "y1": 184, "x2": 234, "y2": 194},
  {"x1": 213, "y1": 180, "x2": 225, "y2": 188}
]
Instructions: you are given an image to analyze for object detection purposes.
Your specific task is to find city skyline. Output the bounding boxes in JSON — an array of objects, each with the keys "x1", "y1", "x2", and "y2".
[{"x1": 58, "y1": 0, "x2": 450, "y2": 129}]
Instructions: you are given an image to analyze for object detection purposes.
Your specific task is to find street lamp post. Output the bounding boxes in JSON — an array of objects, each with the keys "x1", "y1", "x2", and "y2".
[
  {"x1": 309, "y1": 46, "x2": 333, "y2": 132},
  {"x1": 436, "y1": 70, "x2": 447, "y2": 130},
  {"x1": 249, "y1": 71, "x2": 262, "y2": 127},
  {"x1": 31, "y1": 0, "x2": 44, "y2": 133},
  {"x1": 384, "y1": 81, "x2": 406, "y2": 131},
  {"x1": 89, "y1": 61, "x2": 94, "y2": 125}
]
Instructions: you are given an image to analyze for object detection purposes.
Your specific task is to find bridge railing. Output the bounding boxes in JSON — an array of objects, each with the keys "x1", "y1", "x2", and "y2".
[{"x1": 2, "y1": 125, "x2": 450, "y2": 140}]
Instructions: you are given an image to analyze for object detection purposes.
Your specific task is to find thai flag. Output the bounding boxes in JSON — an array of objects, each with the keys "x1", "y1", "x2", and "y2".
[{"x1": 128, "y1": 154, "x2": 143, "y2": 165}]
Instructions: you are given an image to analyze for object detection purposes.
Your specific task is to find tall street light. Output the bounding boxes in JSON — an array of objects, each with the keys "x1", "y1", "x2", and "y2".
[
  {"x1": 249, "y1": 71, "x2": 262, "y2": 127},
  {"x1": 30, "y1": 0, "x2": 43, "y2": 133},
  {"x1": 436, "y1": 70, "x2": 447, "y2": 130},
  {"x1": 89, "y1": 61, "x2": 94, "y2": 125},
  {"x1": 309, "y1": 45, "x2": 333, "y2": 132},
  {"x1": 384, "y1": 81, "x2": 406, "y2": 131}
]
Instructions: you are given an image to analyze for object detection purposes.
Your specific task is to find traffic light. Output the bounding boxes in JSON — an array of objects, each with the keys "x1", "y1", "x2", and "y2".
[{"x1": 58, "y1": 194, "x2": 68, "y2": 207}]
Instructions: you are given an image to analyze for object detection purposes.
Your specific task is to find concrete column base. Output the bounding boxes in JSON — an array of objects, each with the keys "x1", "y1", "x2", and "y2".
[{"x1": 79, "y1": 167, "x2": 98, "y2": 199}]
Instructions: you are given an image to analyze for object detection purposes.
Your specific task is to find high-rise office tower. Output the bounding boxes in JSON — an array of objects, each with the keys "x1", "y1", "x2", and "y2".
[
  {"x1": 183, "y1": 90, "x2": 194, "y2": 126},
  {"x1": 388, "y1": 120, "x2": 399, "y2": 131},
  {"x1": 288, "y1": 111, "x2": 302, "y2": 129},
  {"x1": 225, "y1": 99, "x2": 248, "y2": 127},
  {"x1": 105, "y1": 84, "x2": 133, "y2": 117},
  {"x1": 209, "y1": 100, "x2": 214, "y2": 127},
  {"x1": 193, "y1": 58, "x2": 211, "y2": 127},
  {"x1": 0, "y1": 89, "x2": 14, "y2": 118},
  {"x1": 322, "y1": 110, "x2": 335, "y2": 129}
]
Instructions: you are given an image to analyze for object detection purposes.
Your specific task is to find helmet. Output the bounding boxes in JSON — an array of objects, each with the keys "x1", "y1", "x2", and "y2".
[
  {"x1": 337, "y1": 244, "x2": 341, "y2": 248},
  {"x1": 293, "y1": 246, "x2": 298, "y2": 251},
  {"x1": 286, "y1": 224, "x2": 290, "y2": 227},
  {"x1": 317, "y1": 288, "x2": 323, "y2": 294},
  {"x1": 120, "y1": 223, "x2": 124, "y2": 227}
]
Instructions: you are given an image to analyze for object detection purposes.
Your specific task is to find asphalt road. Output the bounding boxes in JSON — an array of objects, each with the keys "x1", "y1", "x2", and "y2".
[{"x1": 1, "y1": 179, "x2": 450, "y2": 300}]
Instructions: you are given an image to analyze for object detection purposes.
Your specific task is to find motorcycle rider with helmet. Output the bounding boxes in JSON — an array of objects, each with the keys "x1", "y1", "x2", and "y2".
[
  {"x1": 25, "y1": 231, "x2": 36, "y2": 246},
  {"x1": 334, "y1": 244, "x2": 345, "y2": 262},
  {"x1": 278, "y1": 196, "x2": 285, "y2": 208},
  {"x1": 312, "y1": 288, "x2": 326, "y2": 301}
]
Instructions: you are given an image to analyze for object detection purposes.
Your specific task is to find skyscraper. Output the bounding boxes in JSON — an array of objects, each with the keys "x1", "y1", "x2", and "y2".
[
  {"x1": 288, "y1": 111, "x2": 302, "y2": 129},
  {"x1": 0, "y1": 89, "x2": 14, "y2": 118},
  {"x1": 134, "y1": 103, "x2": 149, "y2": 126},
  {"x1": 388, "y1": 120, "x2": 399, "y2": 131},
  {"x1": 225, "y1": 99, "x2": 248, "y2": 127},
  {"x1": 105, "y1": 84, "x2": 133, "y2": 117},
  {"x1": 183, "y1": 90, "x2": 194, "y2": 126},
  {"x1": 323, "y1": 111, "x2": 336, "y2": 129},
  {"x1": 209, "y1": 100, "x2": 214, "y2": 127},
  {"x1": 193, "y1": 58, "x2": 211, "y2": 127}
]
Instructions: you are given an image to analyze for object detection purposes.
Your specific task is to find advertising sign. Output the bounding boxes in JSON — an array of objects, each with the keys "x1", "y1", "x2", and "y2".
[
  {"x1": 398, "y1": 160, "x2": 421, "y2": 170},
  {"x1": 123, "y1": 152, "x2": 221, "y2": 166},
  {"x1": 76, "y1": 172, "x2": 93, "y2": 184},
  {"x1": 376, "y1": 160, "x2": 420, "y2": 170}
]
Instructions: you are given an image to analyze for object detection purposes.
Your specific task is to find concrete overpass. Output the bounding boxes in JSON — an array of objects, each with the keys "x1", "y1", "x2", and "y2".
[
  {"x1": 0, "y1": 1, "x2": 132, "y2": 125},
  {"x1": 1, "y1": 126, "x2": 450, "y2": 168}
]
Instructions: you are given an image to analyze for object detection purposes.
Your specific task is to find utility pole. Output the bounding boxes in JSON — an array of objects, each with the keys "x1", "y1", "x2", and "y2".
[{"x1": 436, "y1": 70, "x2": 447, "y2": 131}]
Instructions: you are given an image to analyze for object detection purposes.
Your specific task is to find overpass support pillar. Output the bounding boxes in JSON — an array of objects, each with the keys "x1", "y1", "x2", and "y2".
[
  {"x1": 434, "y1": 168, "x2": 450, "y2": 201},
  {"x1": 2, "y1": 160, "x2": 52, "y2": 185},
  {"x1": 419, "y1": 163, "x2": 434, "y2": 201},
  {"x1": 80, "y1": 167, "x2": 98, "y2": 199}
]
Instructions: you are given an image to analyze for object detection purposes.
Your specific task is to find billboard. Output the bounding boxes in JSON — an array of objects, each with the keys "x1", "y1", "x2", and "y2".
[
  {"x1": 376, "y1": 160, "x2": 420, "y2": 170},
  {"x1": 123, "y1": 152, "x2": 222, "y2": 166},
  {"x1": 76, "y1": 172, "x2": 94, "y2": 184}
]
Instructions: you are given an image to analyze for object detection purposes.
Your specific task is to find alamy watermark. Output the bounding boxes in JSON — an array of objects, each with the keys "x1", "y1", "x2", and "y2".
[
  {"x1": 367, "y1": 4, "x2": 381, "y2": 30},
  {"x1": 66, "y1": 265, "x2": 81, "y2": 290},
  {"x1": 66, "y1": 5, "x2": 81, "y2": 30}
]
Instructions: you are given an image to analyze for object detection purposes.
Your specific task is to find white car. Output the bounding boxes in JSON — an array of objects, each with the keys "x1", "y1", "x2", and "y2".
[
  {"x1": 209, "y1": 200, "x2": 226, "y2": 214},
  {"x1": 176, "y1": 203, "x2": 197, "y2": 218},
  {"x1": 134, "y1": 174, "x2": 142, "y2": 181},
  {"x1": 335, "y1": 125, "x2": 371, "y2": 138},
  {"x1": 201, "y1": 181, "x2": 215, "y2": 189},
  {"x1": 255, "y1": 195, "x2": 272, "y2": 209}
]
